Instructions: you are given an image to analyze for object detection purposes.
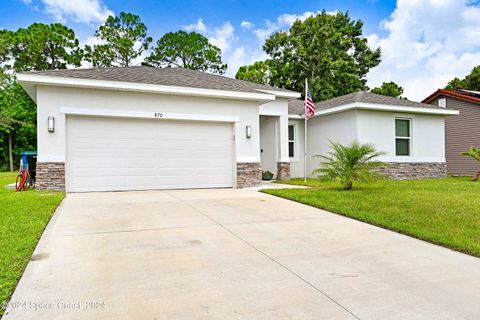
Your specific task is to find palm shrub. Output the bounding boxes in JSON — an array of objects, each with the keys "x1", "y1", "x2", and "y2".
[
  {"x1": 313, "y1": 141, "x2": 386, "y2": 190},
  {"x1": 461, "y1": 146, "x2": 480, "y2": 181}
]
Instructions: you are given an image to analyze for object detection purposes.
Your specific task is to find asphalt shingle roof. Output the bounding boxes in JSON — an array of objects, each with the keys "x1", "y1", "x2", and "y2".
[
  {"x1": 23, "y1": 66, "x2": 297, "y2": 95},
  {"x1": 288, "y1": 91, "x2": 447, "y2": 115}
]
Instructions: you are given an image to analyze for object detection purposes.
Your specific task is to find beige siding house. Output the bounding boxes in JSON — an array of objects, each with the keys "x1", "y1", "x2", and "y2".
[{"x1": 423, "y1": 89, "x2": 480, "y2": 176}]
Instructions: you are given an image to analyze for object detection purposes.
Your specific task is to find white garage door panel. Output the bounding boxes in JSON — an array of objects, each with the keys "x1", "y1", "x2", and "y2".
[{"x1": 66, "y1": 116, "x2": 234, "y2": 192}]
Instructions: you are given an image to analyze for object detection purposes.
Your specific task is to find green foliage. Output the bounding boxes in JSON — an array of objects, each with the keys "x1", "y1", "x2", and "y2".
[
  {"x1": 445, "y1": 77, "x2": 466, "y2": 90},
  {"x1": 84, "y1": 12, "x2": 152, "y2": 67},
  {"x1": 263, "y1": 177, "x2": 480, "y2": 257},
  {"x1": 461, "y1": 146, "x2": 480, "y2": 181},
  {"x1": 462, "y1": 146, "x2": 480, "y2": 162},
  {"x1": 313, "y1": 140, "x2": 385, "y2": 190},
  {"x1": 146, "y1": 31, "x2": 226, "y2": 74},
  {"x1": 1, "y1": 23, "x2": 82, "y2": 72},
  {"x1": 445, "y1": 65, "x2": 480, "y2": 91},
  {"x1": 235, "y1": 60, "x2": 274, "y2": 84},
  {"x1": 237, "y1": 11, "x2": 381, "y2": 101},
  {"x1": 0, "y1": 78, "x2": 37, "y2": 171},
  {"x1": 371, "y1": 81, "x2": 404, "y2": 98},
  {"x1": 0, "y1": 31, "x2": 10, "y2": 67},
  {"x1": 0, "y1": 172, "x2": 64, "y2": 317},
  {"x1": 464, "y1": 66, "x2": 480, "y2": 90}
]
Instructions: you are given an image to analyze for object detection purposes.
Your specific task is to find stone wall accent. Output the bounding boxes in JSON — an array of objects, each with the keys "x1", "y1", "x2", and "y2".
[
  {"x1": 36, "y1": 162, "x2": 65, "y2": 191},
  {"x1": 236, "y1": 162, "x2": 261, "y2": 188},
  {"x1": 276, "y1": 162, "x2": 291, "y2": 181},
  {"x1": 375, "y1": 162, "x2": 447, "y2": 180}
]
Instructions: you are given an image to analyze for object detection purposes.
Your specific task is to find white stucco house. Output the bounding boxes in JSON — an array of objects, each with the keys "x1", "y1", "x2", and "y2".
[
  {"x1": 286, "y1": 92, "x2": 458, "y2": 179},
  {"x1": 18, "y1": 67, "x2": 458, "y2": 192}
]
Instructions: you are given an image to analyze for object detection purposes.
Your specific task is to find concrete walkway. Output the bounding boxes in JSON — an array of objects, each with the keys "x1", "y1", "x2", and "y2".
[{"x1": 4, "y1": 189, "x2": 480, "y2": 319}]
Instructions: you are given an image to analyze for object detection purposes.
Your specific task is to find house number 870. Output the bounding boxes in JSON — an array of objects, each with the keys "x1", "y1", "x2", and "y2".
[{"x1": 154, "y1": 113, "x2": 163, "y2": 118}]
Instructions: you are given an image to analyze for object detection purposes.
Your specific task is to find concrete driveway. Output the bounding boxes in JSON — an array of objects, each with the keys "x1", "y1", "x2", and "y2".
[{"x1": 4, "y1": 189, "x2": 480, "y2": 320}]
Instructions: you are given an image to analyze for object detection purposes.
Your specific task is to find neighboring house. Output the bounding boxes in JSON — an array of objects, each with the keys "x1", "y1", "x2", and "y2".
[
  {"x1": 287, "y1": 91, "x2": 458, "y2": 180},
  {"x1": 422, "y1": 89, "x2": 480, "y2": 176},
  {"x1": 18, "y1": 67, "x2": 300, "y2": 192},
  {"x1": 18, "y1": 67, "x2": 457, "y2": 192}
]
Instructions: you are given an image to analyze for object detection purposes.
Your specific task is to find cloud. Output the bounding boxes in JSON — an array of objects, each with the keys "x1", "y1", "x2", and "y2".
[
  {"x1": 181, "y1": 18, "x2": 269, "y2": 77},
  {"x1": 182, "y1": 18, "x2": 235, "y2": 53},
  {"x1": 240, "y1": 20, "x2": 254, "y2": 30},
  {"x1": 182, "y1": 19, "x2": 236, "y2": 53},
  {"x1": 209, "y1": 22, "x2": 235, "y2": 53},
  {"x1": 223, "y1": 46, "x2": 268, "y2": 77},
  {"x1": 23, "y1": 0, "x2": 113, "y2": 24},
  {"x1": 252, "y1": 10, "x2": 336, "y2": 41},
  {"x1": 366, "y1": 0, "x2": 480, "y2": 101},
  {"x1": 182, "y1": 18, "x2": 207, "y2": 33}
]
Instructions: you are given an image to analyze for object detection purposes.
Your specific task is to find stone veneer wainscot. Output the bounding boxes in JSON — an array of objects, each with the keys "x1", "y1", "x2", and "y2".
[
  {"x1": 236, "y1": 162, "x2": 262, "y2": 188},
  {"x1": 36, "y1": 162, "x2": 65, "y2": 191},
  {"x1": 376, "y1": 162, "x2": 447, "y2": 180},
  {"x1": 276, "y1": 162, "x2": 291, "y2": 181}
]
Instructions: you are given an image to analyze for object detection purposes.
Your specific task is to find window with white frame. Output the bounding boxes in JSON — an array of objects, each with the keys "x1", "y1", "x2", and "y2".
[
  {"x1": 395, "y1": 118, "x2": 411, "y2": 156},
  {"x1": 288, "y1": 125, "x2": 295, "y2": 158}
]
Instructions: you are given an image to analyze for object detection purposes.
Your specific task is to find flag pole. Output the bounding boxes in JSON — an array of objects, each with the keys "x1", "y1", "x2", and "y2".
[{"x1": 304, "y1": 78, "x2": 308, "y2": 183}]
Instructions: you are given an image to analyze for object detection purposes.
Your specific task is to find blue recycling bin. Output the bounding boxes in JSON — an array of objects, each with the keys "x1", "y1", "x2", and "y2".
[{"x1": 21, "y1": 151, "x2": 37, "y2": 181}]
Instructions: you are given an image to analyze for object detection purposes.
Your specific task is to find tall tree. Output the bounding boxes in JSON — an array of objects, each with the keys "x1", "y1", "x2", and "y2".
[
  {"x1": 371, "y1": 81, "x2": 404, "y2": 98},
  {"x1": 0, "y1": 30, "x2": 10, "y2": 68},
  {"x1": 146, "y1": 31, "x2": 227, "y2": 74},
  {"x1": 0, "y1": 77, "x2": 36, "y2": 171},
  {"x1": 445, "y1": 77, "x2": 465, "y2": 90},
  {"x1": 237, "y1": 11, "x2": 381, "y2": 101},
  {"x1": 235, "y1": 60, "x2": 274, "y2": 84},
  {"x1": 445, "y1": 66, "x2": 480, "y2": 91},
  {"x1": 464, "y1": 66, "x2": 480, "y2": 91},
  {"x1": 84, "y1": 12, "x2": 152, "y2": 67},
  {"x1": 1, "y1": 23, "x2": 83, "y2": 72},
  {"x1": 0, "y1": 23, "x2": 77, "y2": 170}
]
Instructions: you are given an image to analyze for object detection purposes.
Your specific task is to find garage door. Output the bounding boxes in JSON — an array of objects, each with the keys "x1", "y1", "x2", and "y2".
[{"x1": 66, "y1": 116, "x2": 234, "y2": 192}]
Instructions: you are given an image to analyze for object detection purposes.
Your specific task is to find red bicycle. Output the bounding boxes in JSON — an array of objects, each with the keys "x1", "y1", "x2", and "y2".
[{"x1": 16, "y1": 168, "x2": 35, "y2": 192}]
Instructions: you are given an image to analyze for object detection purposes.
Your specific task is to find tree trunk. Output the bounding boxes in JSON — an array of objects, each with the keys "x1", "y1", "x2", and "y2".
[
  {"x1": 472, "y1": 170, "x2": 480, "y2": 182},
  {"x1": 8, "y1": 133, "x2": 13, "y2": 172},
  {"x1": 344, "y1": 180, "x2": 353, "y2": 190}
]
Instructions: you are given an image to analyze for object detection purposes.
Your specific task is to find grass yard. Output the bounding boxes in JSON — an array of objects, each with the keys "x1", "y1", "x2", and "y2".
[
  {"x1": 263, "y1": 177, "x2": 480, "y2": 257},
  {"x1": 0, "y1": 172, "x2": 64, "y2": 317}
]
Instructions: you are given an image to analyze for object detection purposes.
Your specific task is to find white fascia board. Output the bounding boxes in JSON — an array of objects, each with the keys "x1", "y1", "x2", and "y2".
[
  {"x1": 255, "y1": 89, "x2": 301, "y2": 98},
  {"x1": 314, "y1": 102, "x2": 459, "y2": 117},
  {"x1": 60, "y1": 107, "x2": 240, "y2": 123},
  {"x1": 288, "y1": 114, "x2": 304, "y2": 119},
  {"x1": 260, "y1": 110, "x2": 283, "y2": 116},
  {"x1": 17, "y1": 74, "x2": 276, "y2": 102}
]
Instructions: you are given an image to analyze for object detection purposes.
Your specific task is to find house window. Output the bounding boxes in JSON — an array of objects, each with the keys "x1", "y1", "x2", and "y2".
[
  {"x1": 288, "y1": 125, "x2": 295, "y2": 158},
  {"x1": 395, "y1": 118, "x2": 411, "y2": 156}
]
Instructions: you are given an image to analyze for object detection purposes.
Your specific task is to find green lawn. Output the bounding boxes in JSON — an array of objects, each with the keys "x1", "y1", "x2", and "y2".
[
  {"x1": 0, "y1": 172, "x2": 64, "y2": 316},
  {"x1": 263, "y1": 177, "x2": 480, "y2": 257}
]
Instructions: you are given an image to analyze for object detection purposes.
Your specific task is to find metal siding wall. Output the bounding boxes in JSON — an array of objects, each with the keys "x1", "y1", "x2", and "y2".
[{"x1": 430, "y1": 96, "x2": 480, "y2": 176}]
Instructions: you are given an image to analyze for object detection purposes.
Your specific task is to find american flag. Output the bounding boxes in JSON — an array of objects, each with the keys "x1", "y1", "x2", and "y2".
[{"x1": 304, "y1": 86, "x2": 315, "y2": 120}]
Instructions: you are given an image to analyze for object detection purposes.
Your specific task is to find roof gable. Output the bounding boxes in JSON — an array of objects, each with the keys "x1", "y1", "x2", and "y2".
[
  {"x1": 19, "y1": 66, "x2": 299, "y2": 98},
  {"x1": 422, "y1": 89, "x2": 480, "y2": 105},
  {"x1": 288, "y1": 91, "x2": 458, "y2": 117}
]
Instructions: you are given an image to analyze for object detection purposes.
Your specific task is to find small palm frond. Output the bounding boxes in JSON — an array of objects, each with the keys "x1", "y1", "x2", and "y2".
[
  {"x1": 313, "y1": 140, "x2": 386, "y2": 190},
  {"x1": 461, "y1": 146, "x2": 480, "y2": 162}
]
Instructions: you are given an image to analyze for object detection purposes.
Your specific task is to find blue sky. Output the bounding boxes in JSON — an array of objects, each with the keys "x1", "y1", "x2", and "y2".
[{"x1": 1, "y1": 0, "x2": 480, "y2": 100}]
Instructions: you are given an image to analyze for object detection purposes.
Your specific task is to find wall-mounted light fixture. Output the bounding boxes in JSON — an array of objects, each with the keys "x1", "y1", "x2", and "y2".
[
  {"x1": 48, "y1": 116, "x2": 55, "y2": 132},
  {"x1": 246, "y1": 125, "x2": 252, "y2": 139}
]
